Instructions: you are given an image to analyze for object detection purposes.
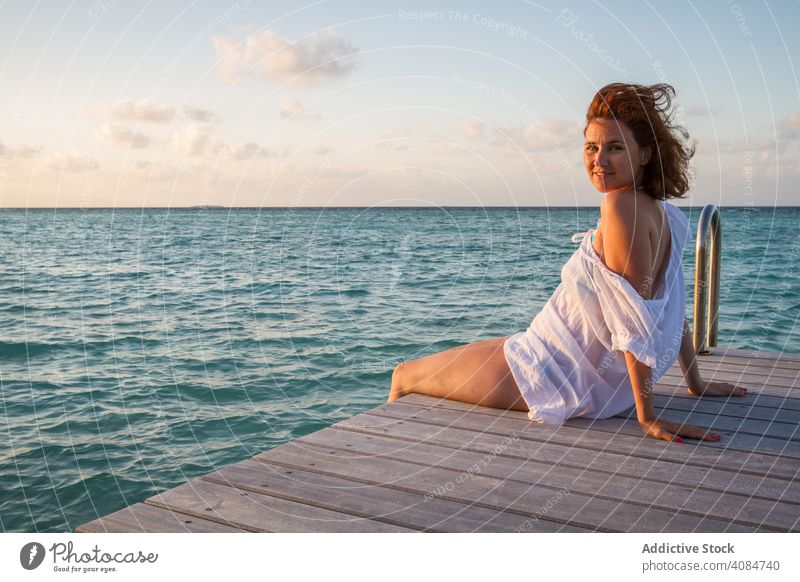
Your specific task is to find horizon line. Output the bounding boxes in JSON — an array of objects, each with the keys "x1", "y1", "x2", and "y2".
[{"x1": 1, "y1": 205, "x2": 796, "y2": 210}]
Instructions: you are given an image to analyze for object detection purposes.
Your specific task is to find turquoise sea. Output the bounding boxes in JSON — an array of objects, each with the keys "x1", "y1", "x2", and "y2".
[{"x1": 1, "y1": 206, "x2": 798, "y2": 532}]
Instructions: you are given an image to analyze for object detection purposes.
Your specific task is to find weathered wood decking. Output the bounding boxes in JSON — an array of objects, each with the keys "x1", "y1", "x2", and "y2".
[{"x1": 77, "y1": 346, "x2": 800, "y2": 533}]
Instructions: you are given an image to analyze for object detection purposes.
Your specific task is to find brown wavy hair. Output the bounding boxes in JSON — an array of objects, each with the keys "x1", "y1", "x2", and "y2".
[{"x1": 584, "y1": 83, "x2": 695, "y2": 200}]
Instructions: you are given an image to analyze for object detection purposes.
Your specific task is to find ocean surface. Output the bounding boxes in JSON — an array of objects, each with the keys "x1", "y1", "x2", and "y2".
[{"x1": 1, "y1": 205, "x2": 798, "y2": 532}]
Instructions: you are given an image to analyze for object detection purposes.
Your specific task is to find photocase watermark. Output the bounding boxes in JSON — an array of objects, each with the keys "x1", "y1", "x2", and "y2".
[
  {"x1": 20, "y1": 541, "x2": 158, "y2": 573},
  {"x1": 397, "y1": 9, "x2": 529, "y2": 39},
  {"x1": 450, "y1": 73, "x2": 573, "y2": 171},
  {"x1": 151, "y1": 2, "x2": 247, "y2": 99},
  {"x1": 556, "y1": 9, "x2": 628, "y2": 77},
  {"x1": 725, "y1": 0, "x2": 752, "y2": 37},
  {"x1": 725, "y1": 151, "x2": 755, "y2": 299},
  {"x1": 513, "y1": 487, "x2": 572, "y2": 532},
  {"x1": 87, "y1": 0, "x2": 120, "y2": 22},
  {"x1": 423, "y1": 433, "x2": 520, "y2": 501}
]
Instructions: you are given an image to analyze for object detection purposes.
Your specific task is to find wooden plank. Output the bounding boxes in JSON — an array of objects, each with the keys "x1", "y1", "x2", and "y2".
[
  {"x1": 76, "y1": 502, "x2": 244, "y2": 533},
  {"x1": 144, "y1": 478, "x2": 415, "y2": 532},
  {"x1": 331, "y1": 410, "x2": 800, "y2": 504},
  {"x1": 381, "y1": 397, "x2": 800, "y2": 477},
  {"x1": 613, "y1": 404, "x2": 799, "y2": 440},
  {"x1": 652, "y1": 381, "x2": 800, "y2": 414},
  {"x1": 393, "y1": 395, "x2": 800, "y2": 457},
  {"x1": 203, "y1": 457, "x2": 589, "y2": 533},
  {"x1": 660, "y1": 365, "x2": 799, "y2": 387},
  {"x1": 253, "y1": 434, "x2": 760, "y2": 532},
  {"x1": 653, "y1": 383, "x2": 800, "y2": 422},
  {"x1": 649, "y1": 393, "x2": 800, "y2": 425},
  {"x1": 289, "y1": 426, "x2": 798, "y2": 531},
  {"x1": 701, "y1": 346, "x2": 800, "y2": 368}
]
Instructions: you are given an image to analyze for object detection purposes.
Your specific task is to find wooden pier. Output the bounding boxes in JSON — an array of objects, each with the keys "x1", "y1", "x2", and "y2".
[{"x1": 77, "y1": 346, "x2": 800, "y2": 533}]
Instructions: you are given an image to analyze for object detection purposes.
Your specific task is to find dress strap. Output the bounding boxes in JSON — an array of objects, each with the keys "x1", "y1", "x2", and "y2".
[{"x1": 570, "y1": 217, "x2": 601, "y2": 244}]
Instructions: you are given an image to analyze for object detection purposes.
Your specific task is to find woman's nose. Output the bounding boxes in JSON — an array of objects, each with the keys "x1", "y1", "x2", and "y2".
[{"x1": 594, "y1": 149, "x2": 608, "y2": 167}]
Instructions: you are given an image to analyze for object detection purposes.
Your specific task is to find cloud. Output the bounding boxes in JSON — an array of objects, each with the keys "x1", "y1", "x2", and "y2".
[
  {"x1": 224, "y1": 142, "x2": 270, "y2": 161},
  {"x1": 212, "y1": 28, "x2": 360, "y2": 87},
  {"x1": 172, "y1": 123, "x2": 274, "y2": 161},
  {"x1": 435, "y1": 142, "x2": 468, "y2": 155},
  {"x1": 95, "y1": 124, "x2": 152, "y2": 149},
  {"x1": 183, "y1": 107, "x2": 218, "y2": 123},
  {"x1": 108, "y1": 100, "x2": 176, "y2": 123},
  {"x1": 491, "y1": 119, "x2": 577, "y2": 152},
  {"x1": 0, "y1": 142, "x2": 40, "y2": 159},
  {"x1": 779, "y1": 112, "x2": 800, "y2": 139},
  {"x1": 279, "y1": 97, "x2": 320, "y2": 121},
  {"x1": 172, "y1": 123, "x2": 222, "y2": 157},
  {"x1": 48, "y1": 152, "x2": 99, "y2": 172},
  {"x1": 458, "y1": 119, "x2": 486, "y2": 140}
]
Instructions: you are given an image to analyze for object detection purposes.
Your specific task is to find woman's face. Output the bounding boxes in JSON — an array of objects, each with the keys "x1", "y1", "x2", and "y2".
[{"x1": 583, "y1": 118, "x2": 651, "y2": 195}]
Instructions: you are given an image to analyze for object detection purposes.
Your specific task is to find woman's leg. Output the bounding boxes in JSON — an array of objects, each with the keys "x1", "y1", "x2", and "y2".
[{"x1": 387, "y1": 336, "x2": 529, "y2": 412}]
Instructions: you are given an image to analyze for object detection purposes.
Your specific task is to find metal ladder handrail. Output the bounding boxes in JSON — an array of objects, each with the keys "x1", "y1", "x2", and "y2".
[{"x1": 693, "y1": 204, "x2": 722, "y2": 354}]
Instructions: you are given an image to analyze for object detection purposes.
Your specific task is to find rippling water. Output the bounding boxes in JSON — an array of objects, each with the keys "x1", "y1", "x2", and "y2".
[{"x1": 1, "y1": 206, "x2": 798, "y2": 532}]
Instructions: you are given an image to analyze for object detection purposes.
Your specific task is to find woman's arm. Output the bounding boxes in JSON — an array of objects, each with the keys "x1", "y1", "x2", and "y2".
[
  {"x1": 625, "y1": 351, "x2": 721, "y2": 443},
  {"x1": 678, "y1": 317, "x2": 749, "y2": 397}
]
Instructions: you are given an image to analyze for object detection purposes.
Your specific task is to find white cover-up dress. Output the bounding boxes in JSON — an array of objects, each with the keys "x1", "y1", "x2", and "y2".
[{"x1": 503, "y1": 199, "x2": 691, "y2": 424}]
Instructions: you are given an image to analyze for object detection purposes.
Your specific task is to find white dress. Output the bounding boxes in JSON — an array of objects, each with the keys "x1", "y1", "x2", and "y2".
[{"x1": 503, "y1": 199, "x2": 691, "y2": 424}]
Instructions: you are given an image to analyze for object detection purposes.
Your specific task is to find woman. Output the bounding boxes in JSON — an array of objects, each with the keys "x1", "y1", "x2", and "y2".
[{"x1": 387, "y1": 82, "x2": 748, "y2": 444}]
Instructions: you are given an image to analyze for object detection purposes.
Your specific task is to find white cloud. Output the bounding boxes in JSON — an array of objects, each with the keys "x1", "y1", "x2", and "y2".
[
  {"x1": 95, "y1": 124, "x2": 152, "y2": 149},
  {"x1": 48, "y1": 151, "x2": 99, "y2": 172},
  {"x1": 458, "y1": 119, "x2": 486, "y2": 140},
  {"x1": 108, "y1": 100, "x2": 176, "y2": 123},
  {"x1": 172, "y1": 123, "x2": 223, "y2": 158},
  {"x1": 172, "y1": 123, "x2": 273, "y2": 161},
  {"x1": 491, "y1": 120, "x2": 577, "y2": 152},
  {"x1": 212, "y1": 28, "x2": 360, "y2": 87},
  {"x1": 183, "y1": 107, "x2": 218, "y2": 123},
  {"x1": 224, "y1": 142, "x2": 269, "y2": 161},
  {"x1": 779, "y1": 112, "x2": 800, "y2": 139},
  {"x1": 0, "y1": 142, "x2": 40, "y2": 159},
  {"x1": 279, "y1": 97, "x2": 320, "y2": 121}
]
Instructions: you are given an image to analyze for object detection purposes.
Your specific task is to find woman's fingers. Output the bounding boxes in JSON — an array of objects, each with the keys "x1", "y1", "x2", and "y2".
[
  {"x1": 642, "y1": 419, "x2": 721, "y2": 443},
  {"x1": 676, "y1": 422, "x2": 721, "y2": 442},
  {"x1": 643, "y1": 421, "x2": 682, "y2": 443}
]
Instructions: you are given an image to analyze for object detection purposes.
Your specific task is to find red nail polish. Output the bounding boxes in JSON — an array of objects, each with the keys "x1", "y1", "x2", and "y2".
[{"x1": 675, "y1": 438, "x2": 683, "y2": 444}]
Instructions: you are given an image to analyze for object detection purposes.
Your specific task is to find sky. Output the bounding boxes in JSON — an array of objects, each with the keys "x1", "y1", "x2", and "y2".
[{"x1": 0, "y1": 0, "x2": 798, "y2": 207}]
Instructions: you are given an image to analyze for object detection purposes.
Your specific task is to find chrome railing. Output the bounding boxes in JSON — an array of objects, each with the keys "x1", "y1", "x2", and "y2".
[{"x1": 693, "y1": 204, "x2": 722, "y2": 354}]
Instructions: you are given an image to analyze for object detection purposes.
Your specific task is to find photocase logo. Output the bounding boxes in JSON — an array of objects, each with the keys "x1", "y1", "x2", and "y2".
[{"x1": 20, "y1": 542, "x2": 46, "y2": 570}]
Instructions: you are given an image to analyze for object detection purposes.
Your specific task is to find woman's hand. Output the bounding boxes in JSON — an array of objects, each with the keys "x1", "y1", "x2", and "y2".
[
  {"x1": 639, "y1": 418, "x2": 721, "y2": 444},
  {"x1": 687, "y1": 380, "x2": 748, "y2": 397}
]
